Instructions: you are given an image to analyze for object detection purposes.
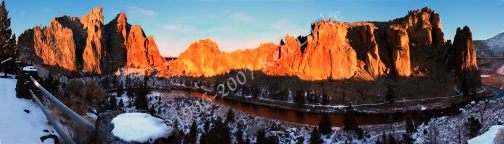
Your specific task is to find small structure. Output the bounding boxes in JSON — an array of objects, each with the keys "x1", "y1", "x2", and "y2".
[
  {"x1": 15, "y1": 64, "x2": 41, "y2": 99},
  {"x1": 0, "y1": 57, "x2": 18, "y2": 78}
]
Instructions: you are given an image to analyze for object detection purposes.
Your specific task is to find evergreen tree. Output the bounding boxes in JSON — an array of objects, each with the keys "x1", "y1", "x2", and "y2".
[
  {"x1": 245, "y1": 137, "x2": 251, "y2": 144},
  {"x1": 189, "y1": 120, "x2": 198, "y2": 144},
  {"x1": 133, "y1": 84, "x2": 150, "y2": 111},
  {"x1": 257, "y1": 129, "x2": 267, "y2": 144},
  {"x1": 309, "y1": 127, "x2": 321, "y2": 144},
  {"x1": 385, "y1": 86, "x2": 396, "y2": 105},
  {"x1": 225, "y1": 108, "x2": 235, "y2": 123},
  {"x1": 199, "y1": 132, "x2": 207, "y2": 144},
  {"x1": 295, "y1": 89, "x2": 305, "y2": 107},
  {"x1": 149, "y1": 106, "x2": 157, "y2": 115},
  {"x1": 381, "y1": 132, "x2": 387, "y2": 144},
  {"x1": 118, "y1": 99, "x2": 124, "y2": 108},
  {"x1": 109, "y1": 95, "x2": 117, "y2": 110},
  {"x1": 296, "y1": 136, "x2": 305, "y2": 144},
  {"x1": 42, "y1": 73, "x2": 60, "y2": 95},
  {"x1": 321, "y1": 90, "x2": 330, "y2": 105},
  {"x1": 117, "y1": 82, "x2": 124, "y2": 97},
  {"x1": 143, "y1": 70, "x2": 149, "y2": 86},
  {"x1": 343, "y1": 103, "x2": 358, "y2": 131},
  {"x1": 375, "y1": 138, "x2": 382, "y2": 144},
  {"x1": 0, "y1": 0, "x2": 16, "y2": 58},
  {"x1": 356, "y1": 127, "x2": 364, "y2": 140},
  {"x1": 406, "y1": 116, "x2": 415, "y2": 134},
  {"x1": 388, "y1": 133, "x2": 397, "y2": 144},
  {"x1": 204, "y1": 119, "x2": 210, "y2": 133},
  {"x1": 318, "y1": 113, "x2": 332, "y2": 135},
  {"x1": 236, "y1": 124, "x2": 244, "y2": 144},
  {"x1": 126, "y1": 88, "x2": 134, "y2": 101},
  {"x1": 402, "y1": 133, "x2": 414, "y2": 144}
]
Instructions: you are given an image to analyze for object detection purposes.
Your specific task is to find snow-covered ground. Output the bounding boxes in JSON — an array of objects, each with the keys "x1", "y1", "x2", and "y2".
[
  {"x1": 468, "y1": 125, "x2": 504, "y2": 144},
  {"x1": 0, "y1": 76, "x2": 56, "y2": 144},
  {"x1": 111, "y1": 113, "x2": 172, "y2": 143}
]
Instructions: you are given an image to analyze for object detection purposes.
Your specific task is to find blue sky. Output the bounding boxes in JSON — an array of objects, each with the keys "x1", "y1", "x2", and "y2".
[{"x1": 7, "y1": 0, "x2": 504, "y2": 57}]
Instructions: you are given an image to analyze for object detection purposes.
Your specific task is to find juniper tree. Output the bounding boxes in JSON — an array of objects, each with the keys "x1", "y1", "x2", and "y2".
[
  {"x1": 309, "y1": 127, "x2": 321, "y2": 144},
  {"x1": 109, "y1": 95, "x2": 117, "y2": 110},
  {"x1": 318, "y1": 113, "x2": 332, "y2": 135},
  {"x1": 295, "y1": 89, "x2": 306, "y2": 107},
  {"x1": 225, "y1": 108, "x2": 235, "y2": 123},
  {"x1": 343, "y1": 103, "x2": 358, "y2": 131},
  {"x1": 0, "y1": 0, "x2": 16, "y2": 58},
  {"x1": 189, "y1": 120, "x2": 198, "y2": 144}
]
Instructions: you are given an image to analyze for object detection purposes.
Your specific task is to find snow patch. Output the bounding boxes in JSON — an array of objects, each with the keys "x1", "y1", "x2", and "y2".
[
  {"x1": 22, "y1": 66, "x2": 37, "y2": 72},
  {"x1": 497, "y1": 65, "x2": 504, "y2": 75},
  {"x1": 468, "y1": 125, "x2": 504, "y2": 144},
  {"x1": 111, "y1": 113, "x2": 172, "y2": 143}
]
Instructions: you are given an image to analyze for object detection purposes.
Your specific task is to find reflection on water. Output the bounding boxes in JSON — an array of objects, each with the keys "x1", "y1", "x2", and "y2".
[{"x1": 179, "y1": 85, "x2": 503, "y2": 126}]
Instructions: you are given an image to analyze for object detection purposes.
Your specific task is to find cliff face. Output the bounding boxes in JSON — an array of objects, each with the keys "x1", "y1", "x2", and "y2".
[
  {"x1": 165, "y1": 7, "x2": 474, "y2": 82},
  {"x1": 18, "y1": 7, "x2": 166, "y2": 75},
  {"x1": 451, "y1": 26, "x2": 481, "y2": 91}
]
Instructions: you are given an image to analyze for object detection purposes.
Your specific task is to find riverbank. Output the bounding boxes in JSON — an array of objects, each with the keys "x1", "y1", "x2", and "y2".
[
  {"x1": 142, "y1": 88, "x2": 504, "y2": 143},
  {"x1": 165, "y1": 83, "x2": 494, "y2": 115}
]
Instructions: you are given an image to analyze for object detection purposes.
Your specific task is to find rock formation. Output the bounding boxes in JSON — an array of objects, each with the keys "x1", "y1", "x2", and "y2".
[
  {"x1": 18, "y1": 7, "x2": 166, "y2": 76},
  {"x1": 16, "y1": 6, "x2": 480, "y2": 91},
  {"x1": 451, "y1": 26, "x2": 481, "y2": 92},
  {"x1": 165, "y1": 7, "x2": 466, "y2": 82},
  {"x1": 387, "y1": 25, "x2": 411, "y2": 76}
]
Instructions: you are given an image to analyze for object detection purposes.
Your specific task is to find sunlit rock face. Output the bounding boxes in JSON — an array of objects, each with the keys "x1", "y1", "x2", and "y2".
[
  {"x1": 168, "y1": 7, "x2": 475, "y2": 83},
  {"x1": 18, "y1": 7, "x2": 166, "y2": 76}
]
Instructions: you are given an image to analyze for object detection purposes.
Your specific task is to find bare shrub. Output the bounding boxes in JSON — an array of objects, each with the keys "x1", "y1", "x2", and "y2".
[
  {"x1": 56, "y1": 79, "x2": 107, "y2": 115},
  {"x1": 52, "y1": 79, "x2": 107, "y2": 142},
  {"x1": 495, "y1": 128, "x2": 504, "y2": 144}
]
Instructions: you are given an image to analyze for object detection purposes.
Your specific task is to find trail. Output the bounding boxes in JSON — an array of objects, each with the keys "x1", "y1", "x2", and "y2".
[{"x1": 0, "y1": 76, "x2": 55, "y2": 144}]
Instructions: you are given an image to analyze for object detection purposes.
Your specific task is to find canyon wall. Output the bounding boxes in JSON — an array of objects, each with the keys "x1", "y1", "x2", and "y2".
[
  {"x1": 18, "y1": 7, "x2": 166, "y2": 76},
  {"x1": 16, "y1": 7, "x2": 480, "y2": 91},
  {"x1": 163, "y1": 7, "x2": 476, "y2": 84}
]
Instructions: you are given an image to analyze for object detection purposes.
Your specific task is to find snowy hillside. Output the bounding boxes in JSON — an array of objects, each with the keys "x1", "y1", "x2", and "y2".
[
  {"x1": 0, "y1": 76, "x2": 56, "y2": 143},
  {"x1": 475, "y1": 32, "x2": 504, "y2": 57}
]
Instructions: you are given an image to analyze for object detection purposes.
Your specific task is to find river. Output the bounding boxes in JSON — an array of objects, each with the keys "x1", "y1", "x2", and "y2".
[{"x1": 180, "y1": 85, "x2": 504, "y2": 126}]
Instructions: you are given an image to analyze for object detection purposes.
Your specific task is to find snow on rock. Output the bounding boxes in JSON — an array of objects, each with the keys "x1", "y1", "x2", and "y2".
[
  {"x1": 0, "y1": 76, "x2": 56, "y2": 144},
  {"x1": 497, "y1": 65, "x2": 504, "y2": 75},
  {"x1": 111, "y1": 113, "x2": 172, "y2": 143},
  {"x1": 22, "y1": 66, "x2": 37, "y2": 72},
  {"x1": 468, "y1": 125, "x2": 504, "y2": 144}
]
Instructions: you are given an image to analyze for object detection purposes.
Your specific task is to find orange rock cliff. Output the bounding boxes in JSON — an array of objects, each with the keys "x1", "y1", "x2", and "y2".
[{"x1": 17, "y1": 7, "x2": 480, "y2": 90}]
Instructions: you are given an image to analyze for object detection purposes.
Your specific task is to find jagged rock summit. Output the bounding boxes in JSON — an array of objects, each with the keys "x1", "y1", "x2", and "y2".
[
  {"x1": 18, "y1": 7, "x2": 167, "y2": 76},
  {"x1": 164, "y1": 7, "x2": 477, "y2": 87},
  {"x1": 16, "y1": 7, "x2": 480, "y2": 92}
]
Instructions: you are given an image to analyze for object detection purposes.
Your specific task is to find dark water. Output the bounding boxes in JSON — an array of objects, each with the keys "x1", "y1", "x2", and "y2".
[{"x1": 182, "y1": 85, "x2": 504, "y2": 126}]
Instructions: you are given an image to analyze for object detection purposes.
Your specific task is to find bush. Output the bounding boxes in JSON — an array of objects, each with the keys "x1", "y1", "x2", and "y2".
[
  {"x1": 56, "y1": 79, "x2": 107, "y2": 115},
  {"x1": 466, "y1": 116, "x2": 482, "y2": 138},
  {"x1": 495, "y1": 128, "x2": 504, "y2": 144}
]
